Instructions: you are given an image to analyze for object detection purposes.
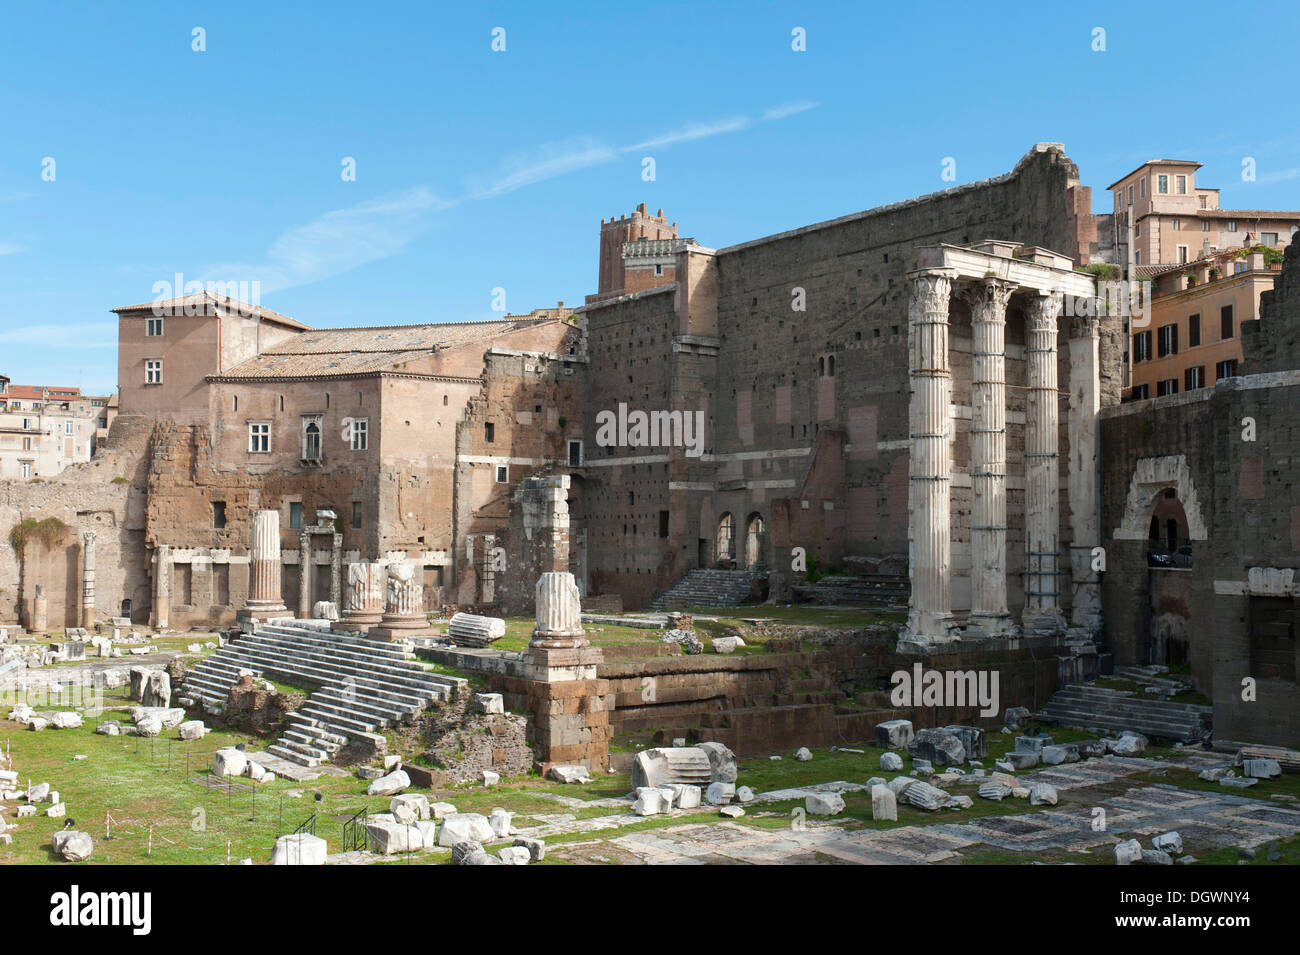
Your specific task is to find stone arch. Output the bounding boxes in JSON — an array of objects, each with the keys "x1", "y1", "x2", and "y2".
[
  {"x1": 716, "y1": 513, "x2": 734, "y2": 564},
  {"x1": 1112, "y1": 455, "x2": 1208, "y2": 541}
]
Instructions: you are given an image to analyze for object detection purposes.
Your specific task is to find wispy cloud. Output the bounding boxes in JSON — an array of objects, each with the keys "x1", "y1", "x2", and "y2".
[
  {"x1": 762, "y1": 100, "x2": 819, "y2": 121},
  {"x1": 192, "y1": 101, "x2": 812, "y2": 294},
  {"x1": 469, "y1": 137, "x2": 616, "y2": 199},
  {"x1": 0, "y1": 321, "x2": 116, "y2": 349},
  {"x1": 0, "y1": 242, "x2": 24, "y2": 255},
  {"x1": 623, "y1": 116, "x2": 750, "y2": 153},
  {"x1": 1256, "y1": 166, "x2": 1300, "y2": 185},
  {"x1": 204, "y1": 187, "x2": 451, "y2": 294}
]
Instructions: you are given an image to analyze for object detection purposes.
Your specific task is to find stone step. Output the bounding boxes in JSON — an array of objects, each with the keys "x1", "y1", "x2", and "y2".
[
  {"x1": 235, "y1": 633, "x2": 440, "y2": 682},
  {"x1": 283, "y1": 728, "x2": 341, "y2": 753},
  {"x1": 297, "y1": 704, "x2": 378, "y2": 735},
  {"x1": 267, "y1": 744, "x2": 321, "y2": 768},
  {"x1": 218, "y1": 644, "x2": 448, "y2": 704}
]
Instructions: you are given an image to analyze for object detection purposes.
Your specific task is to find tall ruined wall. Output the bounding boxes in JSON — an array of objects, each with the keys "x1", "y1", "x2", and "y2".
[
  {"x1": 582, "y1": 144, "x2": 1106, "y2": 609},
  {"x1": 0, "y1": 413, "x2": 153, "y2": 627}
]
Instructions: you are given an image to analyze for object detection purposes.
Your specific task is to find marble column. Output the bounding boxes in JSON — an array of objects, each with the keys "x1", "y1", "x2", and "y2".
[
  {"x1": 80, "y1": 530, "x2": 96, "y2": 629},
  {"x1": 298, "y1": 529, "x2": 313, "y2": 620},
  {"x1": 1068, "y1": 312, "x2": 1103, "y2": 636},
  {"x1": 329, "y1": 533, "x2": 343, "y2": 608},
  {"x1": 903, "y1": 270, "x2": 957, "y2": 647},
  {"x1": 341, "y1": 561, "x2": 385, "y2": 628},
  {"x1": 152, "y1": 544, "x2": 171, "y2": 629},
  {"x1": 1023, "y1": 290, "x2": 1067, "y2": 632},
  {"x1": 241, "y1": 510, "x2": 287, "y2": 621},
  {"x1": 965, "y1": 280, "x2": 1017, "y2": 637},
  {"x1": 530, "y1": 571, "x2": 587, "y2": 649}
]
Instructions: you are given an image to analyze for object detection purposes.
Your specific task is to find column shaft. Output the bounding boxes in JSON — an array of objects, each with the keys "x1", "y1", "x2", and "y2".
[
  {"x1": 1023, "y1": 291, "x2": 1066, "y2": 632},
  {"x1": 904, "y1": 270, "x2": 956, "y2": 645}
]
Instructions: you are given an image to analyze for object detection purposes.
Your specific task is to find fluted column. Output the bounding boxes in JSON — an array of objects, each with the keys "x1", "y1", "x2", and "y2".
[
  {"x1": 1023, "y1": 290, "x2": 1067, "y2": 632},
  {"x1": 367, "y1": 559, "x2": 435, "y2": 641},
  {"x1": 242, "y1": 509, "x2": 287, "y2": 621},
  {"x1": 152, "y1": 544, "x2": 172, "y2": 629},
  {"x1": 1068, "y1": 311, "x2": 1103, "y2": 636},
  {"x1": 903, "y1": 270, "x2": 957, "y2": 647},
  {"x1": 531, "y1": 571, "x2": 587, "y2": 649},
  {"x1": 965, "y1": 280, "x2": 1016, "y2": 637},
  {"x1": 81, "y1": 530, "x2": 96, "y2": 629}
]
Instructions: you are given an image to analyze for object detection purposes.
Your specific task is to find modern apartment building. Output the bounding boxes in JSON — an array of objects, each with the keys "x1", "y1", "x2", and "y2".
[{"x1": 0, "y1": 378, "x2": 116, "y2": 479}]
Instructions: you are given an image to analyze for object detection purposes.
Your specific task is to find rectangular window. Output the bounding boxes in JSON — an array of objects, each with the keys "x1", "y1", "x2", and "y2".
[
  {"x1": 1188, "y1": 314, "x2": 1200, "y2": 347},
  {"x1": 568, "y1": 440, "x2": 583, "y2": 467},
  {"x1": 1135, "y1": 251, "x2": 1141, "y2": 265},
  {"x1": 248, "y1": 421, "x2": 270, "y2": 453},
  {"x1": 1141, "y1": 179, "x2": 1146, "y2": 197},
  {"x1": 1263, "y1": 232, "x2": 1278, "y2": 246},
  {"x1": 20, "y1": 461, "x2": 30, "y2": 479},
  {"x1": 1220, "y1": 305, "x2": 1234, "y2": 340},
  {"x1": 495, "y1": 465, "x2": 508, "y2": 483},
  {"x1": 1157, "y1": 175, "x2": 1169, "y2": 194},
  {"x1": 1133, "y1": 330, "x2": 1152, "y2": 363},
  {"x1": 64, "y1": 421, "x2": 73, "y2": 434},
  {"x1": 1128, "y1": 185, "x2": 1134, "y2": 204},
  {"x1": 1235, "y1": 261, "x2": 1247, "y2": 274},
  {"x1": 22, "y1": 437, "x2": 31, "y2": 451},
  {"x1": 1199, "y1": 196, "x2": 1207, "y2": 209},
  {"x1": 1157, "y1": 324, "x2": 1178, "y2": 357},
  {"x1": 212, "y1": 501, "x2": 226, "y2": 529},
  {"x1": 484, "y1": 422, "x2": 495, "y2": 443},
  {"x1": 1156, "y1": 378, "x2": 1179, "y2": 397},
  {"x1": 145, "y1": 360, "x2": 163, "y2": 384},
  {"x1": 1185, "y1": 366, "x2": 1205, "y2": 390},
  {"x1": 1216, "y1": 359, "x2": 1238, "y2": 380},
  {"x1": 1201, "y1": 220, "x2": 1210, "y2": 231},
  {"x1": 290, "y1": 502, "x2": 302, "y2": 529},
  {"x1": 1172, "y1": 218, "x2": 1182, "y2": 232},
  {"x1": 350, "y1": 417, "x2": 368, "y2": 451},
  {"x1": 301, "y1": 414, "x2": 322, "y2": 461},
  {"x1": 146, "y1": 317, "x2": 164, "y2": 336},
  {"x1": 1131, "y1": 384, "x2": 1150, "y2": 400},
  {"x1": 1228, "y1": 220, "x2": 1238, "y2": 233},
  {"x1": 659, "y1": 510, "x2": 670, "y2": 538},
  {"x1": 352, "y1": 501, "x2": 362, "y2": 529},
  {"x1": 1177, "y1": 245, "x2": 1188, "y2": 263},
  {"x1": 1176, "y1": 175, "x2": 1187, "y2": 194}
]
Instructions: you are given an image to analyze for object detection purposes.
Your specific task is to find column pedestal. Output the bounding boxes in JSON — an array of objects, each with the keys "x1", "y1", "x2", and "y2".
[
  {"x1": 368, "y1": 559, "x2": 438, "y2": 641},
  {"x1": 338, "y1": 560, "x2": 385, "y2": 632}
]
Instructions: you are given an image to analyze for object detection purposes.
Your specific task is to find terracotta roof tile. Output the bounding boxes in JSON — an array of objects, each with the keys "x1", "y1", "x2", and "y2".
[{"x1": 112, "y1": 293, "x2": 309, "y2": 331}]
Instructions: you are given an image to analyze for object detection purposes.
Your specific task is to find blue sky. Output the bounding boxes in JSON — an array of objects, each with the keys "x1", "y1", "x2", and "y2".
[{"x1": 1, "y1": 1, "x2": 1297, "y2": 394}]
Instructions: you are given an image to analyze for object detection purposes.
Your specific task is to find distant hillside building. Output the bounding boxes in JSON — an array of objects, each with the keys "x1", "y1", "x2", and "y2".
[{"x1": 0, "y1": 377, "x2": 115, "y2": 479}]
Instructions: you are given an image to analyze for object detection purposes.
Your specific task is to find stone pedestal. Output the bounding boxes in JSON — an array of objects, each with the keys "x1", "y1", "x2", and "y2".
[
  {"x1": 238, "y1": 510, "x2": 288, "y2": 625},
  {"x1": 338, "y1": 561, "x2": 385, "y2": 630},
  {"x1": 530, "y1": 572, "x2": 587, "y2": 649},
  {"x1": 80, "y1": 530, "x2": 96, "y2": 629},
  {"x1": 367, "y1": 559, "x2": 437, "y2": 641}
]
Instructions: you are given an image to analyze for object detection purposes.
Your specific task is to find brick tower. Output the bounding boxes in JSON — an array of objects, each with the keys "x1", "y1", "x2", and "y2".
[{"x1": 590, "y1": 203, "x2": 678, "y2": 302}]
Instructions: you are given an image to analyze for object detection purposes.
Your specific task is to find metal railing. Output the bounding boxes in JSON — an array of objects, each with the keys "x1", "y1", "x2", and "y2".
[{"x1": 342, "y1": 807, "x2": 369, "y2": 852}]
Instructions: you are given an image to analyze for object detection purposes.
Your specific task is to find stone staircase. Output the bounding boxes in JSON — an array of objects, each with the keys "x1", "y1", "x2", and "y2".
[
  {"x1": 180, "y1": 621, "x2": 467, "y2": 769},
  {"x1": 791, "y1": 574, "x2": 909, "y2": 609},
  {"x1": 1034, "y1": 683, "x2": 1212, "y2": 743},
  {"x1": 651, "y1": 570, "x2": 759, "y2": 610}
]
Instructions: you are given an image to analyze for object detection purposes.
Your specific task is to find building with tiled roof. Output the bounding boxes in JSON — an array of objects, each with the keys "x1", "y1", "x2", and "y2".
[{"x1": 0, "y1": 376, "x2": 116, "y2": 479}]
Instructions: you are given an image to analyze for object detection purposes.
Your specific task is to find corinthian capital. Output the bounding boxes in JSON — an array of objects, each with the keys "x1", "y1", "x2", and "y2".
[
  {"x1": 1025, "y1": 289, "x2": 1064, "y2": 332},
  {"x1": 908, "y1": 269, "x2": 956, "y2": 317},
  {"x1": 961, "y1": 278, "x2": 1016, "y2": 321}
]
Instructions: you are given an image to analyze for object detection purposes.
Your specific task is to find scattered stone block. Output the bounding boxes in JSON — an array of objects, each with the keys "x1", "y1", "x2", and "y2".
[
  {"x1": 489, "y1": 808, "x2": 513, "y2": 837},
  {"x1": 438, "y1": 813, "x2": 495, "y2": 847},
  {"x1": 50, "y1": 711, "x2": 83, "y2": 729},
  {"x1": 53, "y1": 830, "x2": 94, "y2": 862},
  {"x1": 705, "y1": 781, "x2": 735, "y2": 805},
  {"x1": 871, "y1": 784, "x2": 897, "y2": 821},
  {"x1": 177, "y1": 720, "x2": 206, "y2": 741},
  {"x1": 875, "y1": 719, "x2": 914, "y2": 749},
  {"x1": 366, "y1": 769, "x2": 410, "y2": 797},
  {"x1": 481, "y1": 770, "x2": 500, "y2": 787},
  {"x1": 1014, "y1": 735, "x2": 1050, "y2": 754},
  {"x1": 213, "y1": 748, "x2": 247, "y2": 778},
  {"x1": 357, "y1": 766, "x2": 384, "y2": 780},
  {"x1": 498, "y1": 845, "x2": 531, "y2": 865},
  {"x1": 711, "y1": 636, "x2": 745, "y2": 654},
  {"x1": 941, "y1": 725, "x2": 988, "y2": 760},
  {"x1": 391, "y1": 794, "x2": 430, "y2": 821},
  {"x1": 271, "y1": 833, "x2": 327, "y2": 865},
  {"x1": 908, "y1": 728, "x2": 966, "y2": 767},
  {"x1": 805, "y1": 792, "x2": 845, "y2": 816},
  {"x1": 903, "y1": 780, "x2": 949, "y2": 811},
  {"x1": 1003, "y1": 751, "x2": 1039, "y2": 770},
  {"x1": 1243, "y1": 758, "x2": 1281, "y2": 779},
  {"x1": 794, "y1": 747, "x2": 812, "y2": 761},
  {"x1": 979, "y1": 783, "x2": 1012, "y2": 800},
  {"x1": 473, "y1": 693, "x2": 505, "y2": 715},
  {"x1": 46, "y1": 803, "x2": 66, "y2": 818},
  {"x1": 430, "y1": 801, "x2": 458, "y2": 820},
  {"x1": 887, "y1": 776, "x2": 916, "y2": 797},
  {"x1": 735, "y1": 785, "x2": 754, "y2": 803},
  {"x1": 17, "y1": 805, "x2": 36, "y2": 818},
  {"x1": 513, "y1": 836, "x2": 546, "y2": 862},
  {"x1": 548, "y1": 764, "x2": 591, "y2": 784},
  {"x1": 1153, "y1": 831, "x2": 1183, "y2": 855},
  {"x1": 1112, "y1": 734, "x2": 1147, "y2": 756},
  {"x1": 448, "y1": 612, "x2": 506, "y2": 648},
  {"x1": 1041, "y1": 744, "x2": 1079, "y2": 765},
  {"x1": 1142, "y1": 849, "x2": 1173, "y2": 865},
  {"x1": 1003, "y1": 706, "x2": 1031, "y2": 729},
  {"x1": 672, "y1": 784, "x2": 702, "y2": 809},
  {"x1": 1115, "y1": 839, "x2": 1143, "y2": 865},
  {"x1": 880, "y1": 752, "x2": 903, "y2": 772},
  {"x1": 698, "y1": 741, "x2": 738, "y2": 783},
  {"x1": 1220, "y1": 777, "x2": 1258, "y2": 789},
  {"x1": 1029, "y1": 783, "x2": 1058, "y2": 806},
  {"x1": 719, "y1": 805, "x2": 745, "y2": 818},
  {"x1": 945, "y1": 794, "x2": 973, "y2": 810},
  {"x1": 632, "y1": 787, "x2": 663, "y2": 816}
]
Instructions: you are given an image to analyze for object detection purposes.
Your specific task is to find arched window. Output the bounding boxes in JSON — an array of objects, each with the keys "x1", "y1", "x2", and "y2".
[
  {"x1": 716, "y1": 514, "x2": 734, "y2": 563},
  {"x1": 745, "y1": 513, "x2": 766, "y2": 570}
]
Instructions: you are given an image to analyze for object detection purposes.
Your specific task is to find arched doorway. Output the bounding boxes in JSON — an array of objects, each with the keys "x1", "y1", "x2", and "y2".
[
  {"x1": 715, "y1": 514, "x2": 734, "y2": 567},
  {"x1": 744, "y1": 513, "x2": 766, "y2": 570}
]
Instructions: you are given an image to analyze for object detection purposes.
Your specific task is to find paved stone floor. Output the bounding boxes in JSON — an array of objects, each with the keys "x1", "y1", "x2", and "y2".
[{"x1": 529, "y1": 754, "x2": 1300, "y2": 865}]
